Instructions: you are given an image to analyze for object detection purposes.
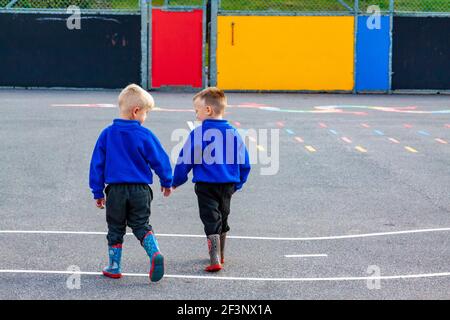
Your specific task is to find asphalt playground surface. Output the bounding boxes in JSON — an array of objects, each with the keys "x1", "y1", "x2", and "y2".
[{"x1": 0, "y1": 89, "x2": 449, "y2": 300}]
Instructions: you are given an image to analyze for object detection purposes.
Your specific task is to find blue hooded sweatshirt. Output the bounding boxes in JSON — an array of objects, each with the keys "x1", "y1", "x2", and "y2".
[
  {"x1": 172, "y1": 119, "x2": 251, "y2": 191},
  {"x1": 89, "y1": 119, "x2": 173, "y2": 199}
]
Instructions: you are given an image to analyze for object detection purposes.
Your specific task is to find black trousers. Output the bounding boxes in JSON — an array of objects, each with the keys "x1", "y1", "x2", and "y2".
[
  {"x1": 195, "y1": 182, "x2": 235, "y2": 236},
  {"x1": 105, "y1": 184, "x2": 153, "y2": 246}
]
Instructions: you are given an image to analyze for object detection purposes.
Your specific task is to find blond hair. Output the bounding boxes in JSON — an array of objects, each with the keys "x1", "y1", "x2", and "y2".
[
  {"x1": 118, "y1": 84, "x2": 155, "y2": 113},
  {"x1": 193, "y1": 87, "x2": 227, "y2": 115}
]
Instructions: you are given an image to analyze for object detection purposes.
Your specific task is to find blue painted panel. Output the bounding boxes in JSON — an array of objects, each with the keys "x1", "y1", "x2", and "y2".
[{"x1": 356, "y1": 16, "x2": 390, "y2": 92}]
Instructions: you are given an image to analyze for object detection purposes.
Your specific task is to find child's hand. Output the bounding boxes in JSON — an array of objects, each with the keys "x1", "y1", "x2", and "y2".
[
  {"x1": 161, "y1": 187, "x2": 172, "y2": 197},
  {"x1": 96, "y1": 198, "x2": 105, "y2": 209}
]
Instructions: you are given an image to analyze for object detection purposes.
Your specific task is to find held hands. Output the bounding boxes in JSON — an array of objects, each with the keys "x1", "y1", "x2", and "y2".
[
  {"x1": 161, "y1": 186, "x2": 178, "y2": 197},
  {"x1": 161, "y1": 187, "x2": 172, "y2": 197},
  {"x1": 95, "y1": 188, "x2": 175, "y2": 208},
  {"x1": 96, "y1": 198, "x2": 105, "y2": 209}
]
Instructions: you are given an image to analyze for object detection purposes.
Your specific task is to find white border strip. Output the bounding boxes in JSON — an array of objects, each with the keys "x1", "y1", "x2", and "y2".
[
  {"x1": 0, "y1": 269, "x2": 449, "y2": 282},
  {"x1": 0, "y1": 227, "x2": 449, "y2": 241}
]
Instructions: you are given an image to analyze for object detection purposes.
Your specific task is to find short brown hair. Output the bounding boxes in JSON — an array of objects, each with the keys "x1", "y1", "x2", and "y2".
[
  {"x1": 118, "y1": 84, "x2": 155, "y2": 113},
  {"x1": 193, "y1": 87, "x2": 227, "y2": 115}
]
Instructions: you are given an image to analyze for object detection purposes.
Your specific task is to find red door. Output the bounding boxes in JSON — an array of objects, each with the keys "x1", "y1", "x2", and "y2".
[{"x1": 151, "y1": 9, "x2": 203, "y2": 88}]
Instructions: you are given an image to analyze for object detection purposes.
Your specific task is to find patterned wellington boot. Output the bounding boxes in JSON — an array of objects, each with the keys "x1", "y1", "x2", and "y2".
[
  {"x1": 220, "y1": 233, "x2": 226, "y2": 264},
  {"x1": 142, "y1": 231, "x2": 164, "y2": 282},
  {"x1": 205, "y1": 234, "x2": 222, "y2": 272},
  {"x1": 102, "y1": 244, "x2": 122, "y2": 279}
]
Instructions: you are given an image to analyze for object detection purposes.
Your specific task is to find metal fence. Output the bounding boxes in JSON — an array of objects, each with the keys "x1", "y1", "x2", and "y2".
[
  {"x1": 395, "y1": 0, "x2": 449, "y2": 13},
  {"x1": 0, "y1": 0, "x2": 140, "y2": 10},
  {"x1": 219, "y1": 0, "x2": 353, "y2": 13},
  {"x1": 217, "y1": 0, "x2": 449, "y2": 14},
  {"x1": 163, "y1": 0, "x2": 203, "y2": 5},
  {"x1": 1, "y1": 0, "x2": 448, "y2": 13},
  {"x1": 0, "y1": 0, "x2": 204, "y2": 9},
  {"x1": 359, "y1": 0, "x2": 450, "y2": 14}
]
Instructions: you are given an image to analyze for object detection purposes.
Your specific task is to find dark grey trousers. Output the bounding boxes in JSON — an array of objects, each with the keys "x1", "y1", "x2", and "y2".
[
  {"x1": 195, "y1": 182, "x2": 235, "y2": 236},
  {"x1": 105, "y1": 184, "x2": 153, "y2": 246}
]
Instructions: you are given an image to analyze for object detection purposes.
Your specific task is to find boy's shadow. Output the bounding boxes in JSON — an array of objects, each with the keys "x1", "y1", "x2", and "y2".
[
  {"x1": 119, "y1": 258, "x2": 214, "y2": 289},
  {"x1": 171, "y1": 258, "x2": 210, "y2": 274}
]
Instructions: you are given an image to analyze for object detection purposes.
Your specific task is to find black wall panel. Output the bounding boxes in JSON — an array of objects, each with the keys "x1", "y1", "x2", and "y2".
[
  {"x1": 392, "y1": 17, "x2": 450, "y2": 90},
  {"x1": 0, "y1": 13, "x2": 141, "y2": 88}
]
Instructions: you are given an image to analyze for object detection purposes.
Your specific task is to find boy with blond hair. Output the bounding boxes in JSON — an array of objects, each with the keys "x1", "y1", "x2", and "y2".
[
  {"x1": 172, "y1": 87, "x2": 251, "y2": 272},
  {"x1": 89, "y1": 84, "x2": 172, "y2": 282}
]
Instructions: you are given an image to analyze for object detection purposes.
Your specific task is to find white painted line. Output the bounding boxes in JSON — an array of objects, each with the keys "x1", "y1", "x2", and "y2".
[
  {"x1": 0, "y1": 227, "x2": 449, "y2": 241},
  {"x1": 1, "y1": 269, "x2": 449, "y2": 282},
  {"x1": 285, "y1": 254, "x2": 328, "y2": 258},
  {"x1": 0, "y1": 230, "x2": 107, "y2": 235},
  {"x1": 51, "y1": 104, "x2": 116, "y2": 108}
]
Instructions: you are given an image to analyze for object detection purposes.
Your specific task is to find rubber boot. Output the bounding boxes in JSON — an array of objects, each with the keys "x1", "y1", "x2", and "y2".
[
  {"x1": 220, "y1": 233, "x2": 226, "y2": 264},
  {"x1": 205, "y1": 234, "x2": 222, "y2": 272},
  {"x1": 142, "y1": 231, "x2": 164, "y2": 282},
  {"x1": 102, "y1": 244, "x2": 122, "y2": 279}
]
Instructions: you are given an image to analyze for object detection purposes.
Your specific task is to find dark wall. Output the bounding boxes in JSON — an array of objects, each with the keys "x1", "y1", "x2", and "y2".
[
  {"x1": 0, "y1": 13, "x2": 141, "y2": 88},
  {"x1": 392, "y1": 17, "x2": 450, "y2": 90}
]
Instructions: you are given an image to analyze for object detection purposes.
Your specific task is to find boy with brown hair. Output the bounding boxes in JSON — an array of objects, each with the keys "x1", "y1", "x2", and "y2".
[{"x1": 172, "y1": 87, "x2": 251, "y2": 272}]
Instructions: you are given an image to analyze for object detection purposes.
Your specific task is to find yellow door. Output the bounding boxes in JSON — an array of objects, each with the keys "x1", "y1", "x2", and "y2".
[{"x1": 217, "y1": 16, "x2": 355, "y2": 91}]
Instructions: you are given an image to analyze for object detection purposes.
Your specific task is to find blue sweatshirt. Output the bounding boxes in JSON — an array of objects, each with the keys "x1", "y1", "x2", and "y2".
[
  {"x1": 89, "y1": 119, "x2": 173, "y2": 199},
  {"x1": 172, "y1": 119, "x2": 251, "y2": 191}
]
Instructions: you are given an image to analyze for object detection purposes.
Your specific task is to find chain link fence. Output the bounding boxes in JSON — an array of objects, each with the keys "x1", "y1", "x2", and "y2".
[
  {"x1": 0, "y1": 0, "x2": 448, "y2": 13},
  {"x1": 217, "y1": 0, "x2": 449, "y2": 14},
  {"x1": 219, "y1": 0, "x2": 354, "y2": 13},
  {"x1": 359, "y1": 0, "x2": 450, "y2": 13},
  {"x1": 358, "y1": 0, "x2": 390, "y2": 13},
  {"x1": 395, "y1": 0, "x2": 449, "y2": 13},
  {"x1": 163, "y1": 0, "x2": 204, "y2": 5},
  {"x1": 0, "y1": 0, "x2": 203, "y2": 9},
  {"x1": 0, "y1": 0, "x2": 140, "y2": 10}
]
